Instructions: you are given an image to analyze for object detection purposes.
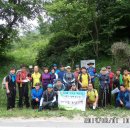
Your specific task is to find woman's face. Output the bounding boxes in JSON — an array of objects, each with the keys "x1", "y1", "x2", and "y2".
[
  {"x1": 124, "y1": 70, "x2": 128, "y2": 75},
  {"x1": 51, "y1": 69, "x2": 55, "y2": 73},
  {"x1": 44, "y1": 69, "x2": 49, "y2": 73}
]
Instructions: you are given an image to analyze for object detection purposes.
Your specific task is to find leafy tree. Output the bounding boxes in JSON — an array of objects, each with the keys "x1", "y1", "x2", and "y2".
[{"x1": 0, "y1": 0, "x2": 42, "y2": 55}]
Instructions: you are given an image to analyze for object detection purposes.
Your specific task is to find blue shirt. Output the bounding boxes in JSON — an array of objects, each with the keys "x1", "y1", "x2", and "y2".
[
  {"x1": 116, "y1": 91, "x2": 128, "y2": 105},
  {"x1": 31, "y1": 88, "x2": 43, "y2": 101},
  {"x1": 87, "y1": 67, "x2": 96, "y2": 82},
  {"x1": 58, "y1": 71, "x2": 65, "y2": 82},
  {"x1": 55, "y1": 69, "x2": 60, "y2": 74}
]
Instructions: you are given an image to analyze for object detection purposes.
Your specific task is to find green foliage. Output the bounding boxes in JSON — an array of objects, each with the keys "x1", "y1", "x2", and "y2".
[
  {"x1": 0, "y1": 0, "x2": 42, "y2": 56},
  {"x1": 36, "y1": 31, "x2": 78, "y2": 67},
  {"x1": 36, "y1": 0, "x2": 130, "y2": 66},
  {"x1": 7, "y1": 32, "x2": 50, "y2": 66}
]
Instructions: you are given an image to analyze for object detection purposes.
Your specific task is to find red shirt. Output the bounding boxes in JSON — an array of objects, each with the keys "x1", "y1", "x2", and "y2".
[
  {"x1": 108, "y1": 72, "x2": 114, "y2": 88},
  {"x1": 16, "y1": 71, "x2": 31, "y2": 83}
]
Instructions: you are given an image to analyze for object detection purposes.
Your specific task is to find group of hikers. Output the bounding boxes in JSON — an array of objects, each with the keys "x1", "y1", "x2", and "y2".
[{"x1": 4, "y1": 62, "x2": 130, "y2": 111}]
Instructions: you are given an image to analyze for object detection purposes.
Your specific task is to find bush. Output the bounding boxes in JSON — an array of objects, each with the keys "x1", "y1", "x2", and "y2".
[{"x1": 111, "y1": 41, "x2": 130, "y2": 69}]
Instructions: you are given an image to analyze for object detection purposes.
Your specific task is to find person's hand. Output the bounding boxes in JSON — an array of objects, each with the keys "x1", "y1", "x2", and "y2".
[
  {"x1": 93, "y1": 102, "x2": 97, "y2": 107},
  {"x1": 38, "y1": 106, "x2": 43, "y2": 112},
  {"x1": 91, "y1": 76, "x2": 94, "y2": 79},
  {"x1": 120, "y1": 101, "x2": 124, "y2": 106},
  {"x1": 104, "y1": 81, "x2": 107, "y2": 83},
  {"x1": 36, "y1": 98, "x2": 39, "y2": 102},
  {"x1": 6, "y1": 89, "x2": 10, "y2": 94}
]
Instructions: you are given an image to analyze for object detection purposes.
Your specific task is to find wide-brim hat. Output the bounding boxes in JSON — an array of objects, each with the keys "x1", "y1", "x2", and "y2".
[{"x1": 87, "y1": 62, "x2": 94, "y2": 65}]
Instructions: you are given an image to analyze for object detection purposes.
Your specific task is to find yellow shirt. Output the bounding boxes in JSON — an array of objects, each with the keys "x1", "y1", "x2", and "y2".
[
  {"x1": 123, "y1": 75, "x2": 130, "y2": 89},
  {"x1": 31, "y1": 72, "x2": 41, "y2": 87},
  {"x1": 87, "y1": 89, "x2": 98, "y2": 102},
  {"x1": 78, "y1": 73, "x2": 89, "y2": 89}
]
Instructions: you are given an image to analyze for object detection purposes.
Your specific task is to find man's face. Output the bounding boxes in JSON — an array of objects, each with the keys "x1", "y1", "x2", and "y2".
[
  {"x1": 124, "y1": 70, "x2": 128, "y2": 75},
  {"x1": 34, "y1": 66, "x2": 39, "y2": 73},
  {"x1": 88, "y1": 84, "x2": 93, "y2": 91},
  {"x1": 116, "y1": 70, "x2": 120, "y2": 75},
  {"x1": 101, "y1": 70, "x2": 107, "y2": 75},
  {"x1": 56, "y1": 81, "x2": 62, "y2": 86},
  {"x1": 21, "y1": 67, "x2": 26, "y2": 72},
  {"x1": 10, "y1": 69, "x2": 15, "y2": 74},
  {"x1": 67, "y1": 68, "x2": 71, "y2": 72},
  {"x1": 76, "y1": 67, "x2": 80, "y2": 71},
  {"x1": 120, "y1": 86, "x2": 125, "y2": 92},
  {"x1": 71, "y1": 85, "x2": 76, "y2": 90},
  {"x1": 47, "y1": 87, "x2": 53, "y2": 92},
  {"x1": 60, "y1": 67, "x2": 64, "y2": 71},
  {"x1": 81, "y1": 69, "x2": 86, "y2": 73},
  {"x1": 89, "y1": 64, "x2": 93, "y2": 67}
]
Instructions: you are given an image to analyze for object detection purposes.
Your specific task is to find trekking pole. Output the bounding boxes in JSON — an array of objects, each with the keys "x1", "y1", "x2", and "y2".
[{"x1": 104, "y1": 88, "x2": 106, "y2": 108}]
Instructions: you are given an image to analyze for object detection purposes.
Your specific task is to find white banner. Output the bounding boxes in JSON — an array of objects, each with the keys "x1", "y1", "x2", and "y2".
[
  {"x1": 81, "y1": 60, "x2": 95, "y2": 69},
  {"x1": 58, "y1": 91, "x2": 87, "y2": 111}
]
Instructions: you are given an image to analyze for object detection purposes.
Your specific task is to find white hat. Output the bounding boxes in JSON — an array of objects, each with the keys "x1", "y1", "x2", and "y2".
[{"x1": 65, "y1": 66, "x2": 71, "y2": 69}]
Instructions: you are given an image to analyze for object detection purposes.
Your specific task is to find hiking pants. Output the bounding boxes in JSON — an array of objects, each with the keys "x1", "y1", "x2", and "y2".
[
  {"x1": 18, "y1": 83, "x2": 30, "y2": 108},
  {"x1": 7, "y1": 88, "x2": 16, "y2": 110},
  {"x1": 31, "y1": 99, "x2": 40, "y2": 109},
  {"x1": 99, "y1": 88, "x2": 109, "y2": 107},
  {"x1": 42, "y1": 101, "x2": 58, "y2": 109}
]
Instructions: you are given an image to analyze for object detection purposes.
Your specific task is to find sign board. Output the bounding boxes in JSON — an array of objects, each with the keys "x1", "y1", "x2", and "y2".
[
  {"x1": 58, "y1": 91, "x2": 87, "y2": 111},
  {"x1": 81, "y1": 60, "x2": 95, "y2": 69}
]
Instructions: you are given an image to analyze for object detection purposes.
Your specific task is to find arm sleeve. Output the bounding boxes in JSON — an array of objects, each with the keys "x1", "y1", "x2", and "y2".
[
  {"x1": 40, "y1": 97, "x2": 44, "y2": 107},
  {"x1": 71, "y1": 73, "x2": 75, "y2": 82},
  {"x1": 52, "y1": 96, "x2": 56, "y2": 103},
  {"x1": 55, "y1": 73, "x2": 58, "y2": 79},
  {"x1": 31, "y1": 90, "x2": 36, "y2": 100},
  {"x1": 16, "y1": 73, "x2": 21, "y2": 83},
  {"x1": 63, "y1": 74, "x2": 67, "y2": 83}
]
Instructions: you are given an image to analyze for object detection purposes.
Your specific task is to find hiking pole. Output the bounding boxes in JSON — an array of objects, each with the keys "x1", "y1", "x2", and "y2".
[{"x1": 104, "y1": 88, "x2": 106, "y2": 108}]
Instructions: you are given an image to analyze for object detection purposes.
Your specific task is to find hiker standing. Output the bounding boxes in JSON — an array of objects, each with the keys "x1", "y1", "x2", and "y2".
[
  {"x1": 113, "y1": 69, "x2": 123, "y2": 107},
  {"x1": 74, "y1": 65, "x2": 81, "y2": 89},
  {"x1": 87, "y1": 62, "x2": 96, "y2": 88},
  {"x1": 53, "y1": 64, "x2": 60, "y2": 74},
  {"x1": 78, "y1": 67, "x2": 91, "y2": 91},
  {"x1": 58, "y1": 65, "x2": 65, "y2": 83},
  {"x1": 5, "y1": 67, "x2": 16, "y2": 110},
  {"x1": 98, "y1": 67, "x2": 110, "y2": 107},
  {"x1": 106, "y1": 66, "x2": 114, "y2": 105},
  {"x1": 16, "y1": 64, "x2": 31, "y2": 108},
  {"x1": 63, "y1": 66, "x2": 75, "y2": 91},
  {"x1": 123, "y1": 70, "x2": 130, "y2": 89},
  {"x1": 31, "y1": 66, "x2": 41, "y2": 88},
  {"x1": 41, "y1": 67, "x2": 51, "y2": 91},
  {"x1": 50, "y1": 68, "x2": 58, "y2": 84}
]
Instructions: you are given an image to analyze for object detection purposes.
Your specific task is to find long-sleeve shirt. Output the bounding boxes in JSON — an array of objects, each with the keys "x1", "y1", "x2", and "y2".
[
  {"x1": 16, "y1": 71, "x2": 31, "y2": 84},
  {"x1": 63, "y1": 72, "x2": 75, "y2": 84},
  {"x1": 31, "y1": 88, "x2": 43, "y2": 101},
  {"x1": 98, "y1": 73, "x2": 110, "y2": 89},
  {"x1": 40, "y1": 90, "x2": 57, "y2": 106}
]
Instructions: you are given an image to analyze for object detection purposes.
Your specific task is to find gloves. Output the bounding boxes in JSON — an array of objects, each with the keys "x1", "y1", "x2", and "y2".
[{"x1": 38, "y1": 106, "x2": 43, "y2": 112}]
